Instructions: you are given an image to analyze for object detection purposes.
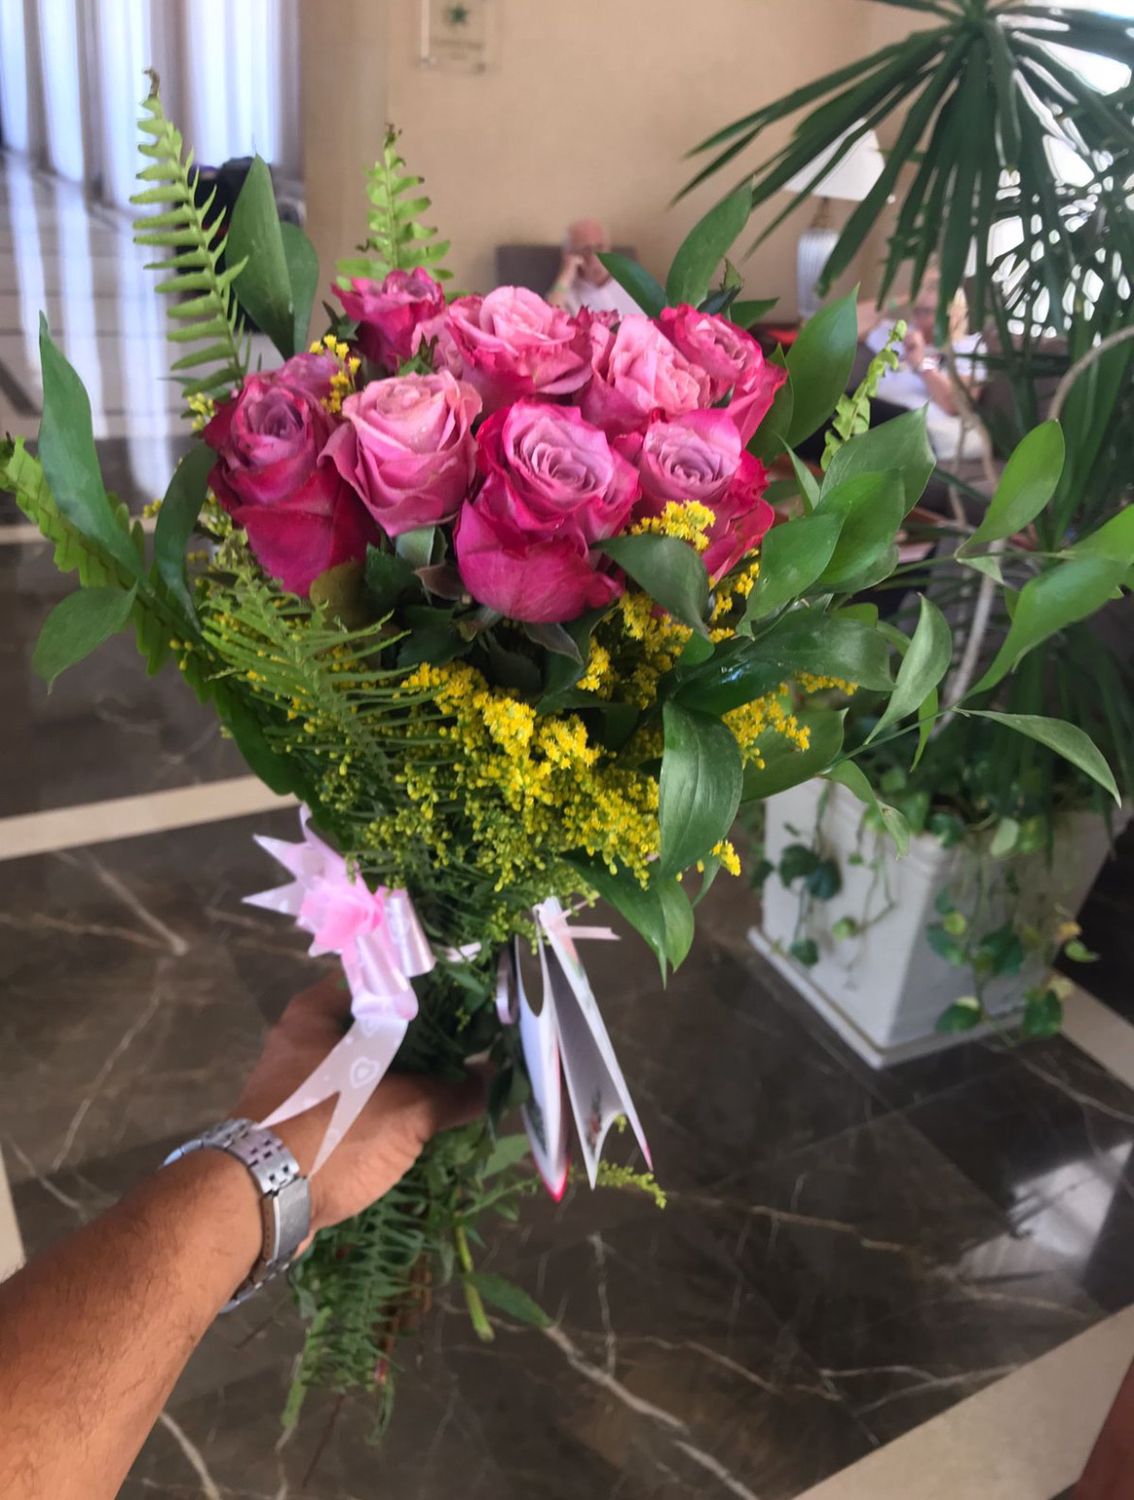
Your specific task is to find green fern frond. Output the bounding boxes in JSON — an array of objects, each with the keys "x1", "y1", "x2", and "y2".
[
  {"x1": 0, "y1": 438, "x2": 136, "y2": 588},
  {"x1": 821, "y1": 320, "x2": 907, "y2": 471},
  {"x1": 336, "y1": 128, "x2": 453, "y2": 286},
  {"x1": 130, "y1": 90, "x2": 248, "y2": 409}
]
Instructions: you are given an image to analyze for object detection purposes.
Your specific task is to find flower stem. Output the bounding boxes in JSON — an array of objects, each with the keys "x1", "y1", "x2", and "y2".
[{"x1": 454, "y1": 1224, "x2": 494, "y2": 1343}]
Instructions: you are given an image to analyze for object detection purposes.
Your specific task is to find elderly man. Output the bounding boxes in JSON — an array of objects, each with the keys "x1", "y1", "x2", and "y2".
[{"x1": 547, "y1": 217, "x2": 641, "y2": 317}]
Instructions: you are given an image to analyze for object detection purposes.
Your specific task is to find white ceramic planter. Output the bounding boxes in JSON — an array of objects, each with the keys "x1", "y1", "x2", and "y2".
[{"x1": 750, "y1": 780, "x2": 1120, "y2": 1067}]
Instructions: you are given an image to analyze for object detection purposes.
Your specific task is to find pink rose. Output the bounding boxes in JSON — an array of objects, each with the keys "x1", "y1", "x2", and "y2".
[
  {"x1": 203, "y1": 355, "x2": 375, "y2": 596},
  {"x1": 444, "y1": 287, "x2": 592, "y2": 412},
  {"x1": 580, "y1": 314, "x2": 711, "y2": 436},
  {"x1": 334, "y1": 269, "x2": 446, "y2": 372},
  {"x1": 659, "y1": 305, "x2": 786, "y2": 445},
  {"x1": 454, "y1": 489, "x2": 622, "y2": 624},
  {"x1": 627, "y1": 411, "x2": 774, "y2": 581},
  {"x1": 476, "y1": 401, "x2": 637, "y2": 544},
  {"x1": 624, "y1": 408, "x2": 742, "y2": 508},
  {"x1": 324, "y1": 372, "x2": 481, "y2": 536}
]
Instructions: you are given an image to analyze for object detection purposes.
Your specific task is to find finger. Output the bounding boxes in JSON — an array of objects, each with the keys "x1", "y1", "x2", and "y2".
[
  {"x1": 279, "y1": 973, "x2": 351, "y2": 1027},
  {"x1": 380, "y1": 1070, "x2": 488, "y2": 1141}
]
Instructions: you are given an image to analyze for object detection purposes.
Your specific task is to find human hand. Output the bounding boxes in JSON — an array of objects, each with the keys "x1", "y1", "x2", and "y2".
[
  {"x1": 904, "y1": 326, "x2": 927, "y2": 371},
  {"x1": 233, "y1": 977, "x2": 486, "y2": 1235},
  {"x1": 557, "y1": 250, "x2": 585, "y2": 285}
]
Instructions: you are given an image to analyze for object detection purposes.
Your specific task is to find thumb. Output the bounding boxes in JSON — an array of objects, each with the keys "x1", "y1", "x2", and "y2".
[{"x1": 411, "y1": 1068, "x2": 490, "y2": 1140}]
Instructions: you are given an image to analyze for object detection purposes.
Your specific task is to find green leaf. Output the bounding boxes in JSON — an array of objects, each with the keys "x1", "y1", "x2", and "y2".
[
  {"x1": 928, "y1": 811, "x2": 965, "y2": 848},
  {"x1": 741, "y1": 707, "x2": 845, "y2": 801},
  {"x1": 789, "y1": 937, "x2": 820, "y2": 968},
  {"x1": 962, "y1": 421, "x2": 1065, "y2": 553},
  {"x1": 806, "y1": 859, "x2": 841, "y2": 900},
  {"x1": 596, "y1": 252, "x2": 666, "y2": 318},
  {"x1": 309, "y1": 560, "x2": 372, "y2": 630},
  {"x1": 942, "y1": 909, "x2": 968, "y2": 937},
  {"x1": 926, "y1": 923, "x2": 968, "y2": 967},
  {"x1": 572, "y1": 859, "x2": 693, "y2": 977},
  {"x1": 867, "y1": 596, "x2": 951, "y2": 743},
  {"x1": 971, "y1": 555, "x2": 1128, "y2": 696},
  {"x1": 154, "y1": 442, "x2": 215, "y2": 621},
  {"x1": 989, "y1": 816, "x2": 1021, "y2": 858},
  {"x1": 814, "y1": 470, "x2": 905, "y2": 590},
  {"x1": 395, "y1": 526, "x2": 438, "y2": 570},
  {"x1": 975, "y1": 922, "x2": 1024, "y2": 978},
  {"x1": 280, "y1": 221, "x2": 319, "y2": 356},
  {"x1": 937, "y1": 997, "x2": 983, "y2": 1034},
  {"x1": 1069, "y1": 505, "x2": 1134, "y2": 565},
  {"x1": 821, "y1": 407, "x2": 934, "y2": 512},
  {"x1": 659, "y1": 701, "x2": 742, "y2": 876},
  {"x1": 749, "y1": 351, "x2": 794, "y2": 462},
  {"x1": 1021, "y1": 988, "x2": 1063, "y2": 1040},
  {"x1": 960, "y1": 710, "x2": 1120, "y2": 804},
  {"x1": 666, "y1": 184, "x2": 752, "y2": 307},
  {"x1": 831, "y1": 916, "x2": 858, "y2": 940},
  {"x1": 743, "y1": 512, "x2": 842, "y2": 623},
  {"x1": 228, "y1": 156, "x2": 296, "y2": 358},
  {"x1": 482, "y1": 1135, "x2": 532, "y2": 1178},
  {"x1": 601, "y1": 534, "x2": 709, "y2": 637},
  {"x1": 729, "y1": 297, "x2": 778, "y2": 328},
  {"x1": 753, "y1": 609, "x2": 895, "y2": 690},
  {"x1": 466, "y1": 1272, "x2": 550, "y2": 1328},
  {"x1": 32, "y1": 585, "x2": 138, "y2": 687},
  {"x1": 779, "y1": 843, "x2": 820, "y2": 884},
  {"x1": 364, "y1": 546, "x2": 417, "y2": 614},
  {"x1": 785, "y1": 292, "x2": 858, "y2": 446},
  {"x1": 37, "y1": 321, "x2": 140, "y2": 580},
  {"x1": 786, "y1": 450, "x2": 821, "y2": 513},
  {"x1": 826, "y1": 759, "x2": 910, "y2": 855},
  {"x1": 1064, "y1": 938, "x2": 1098, "y2": 964}
]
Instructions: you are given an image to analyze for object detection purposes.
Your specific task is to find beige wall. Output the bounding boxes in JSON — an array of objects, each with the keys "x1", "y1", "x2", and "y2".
[{"x1": 304, "y1": 0, "x2": 924, "y2": 316}]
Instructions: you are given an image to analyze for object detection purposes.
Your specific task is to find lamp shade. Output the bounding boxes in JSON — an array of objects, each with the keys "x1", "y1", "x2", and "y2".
[{"x1": 786, "y1": 126, "x2": 886, "y2": 202}]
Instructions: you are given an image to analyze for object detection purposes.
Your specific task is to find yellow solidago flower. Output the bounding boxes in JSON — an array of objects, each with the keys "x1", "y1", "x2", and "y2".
[
  {"x1": 711, "y1": 839, "x2": 742, "y2": 877},
  {"x1": 725, "y1": 689, "x2": 810, "y2": 769},
  {"x1": 632, "y1": 499, "x2": 714, "y2": 553},
  {"x1": 797, "y1": 672, "x2": 859, "y2": 696},
  {"x1": 186, "y1": 392, "x2": 216, "y2": 432}
]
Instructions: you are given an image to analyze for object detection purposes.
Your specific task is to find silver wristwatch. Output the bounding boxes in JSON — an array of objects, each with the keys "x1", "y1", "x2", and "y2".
[{"x1": 164, "y1": 1118, "x2": 311, "y2": 1309}]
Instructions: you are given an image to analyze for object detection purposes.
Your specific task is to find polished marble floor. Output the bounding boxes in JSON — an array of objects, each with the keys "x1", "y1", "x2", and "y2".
[{"x1": 2, "y1": 150, "x2": 1134, "y2": 1498}]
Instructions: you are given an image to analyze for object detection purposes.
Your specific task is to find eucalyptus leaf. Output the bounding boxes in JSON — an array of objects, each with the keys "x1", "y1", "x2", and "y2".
[{"x1": 659, "y1": 701, "x2": 742, "y2": 876}]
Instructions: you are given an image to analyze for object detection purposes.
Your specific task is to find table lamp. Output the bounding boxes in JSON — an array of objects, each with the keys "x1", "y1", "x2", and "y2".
[{"x1": 786, "y1": 126, "x2": 886, "y2": 318}]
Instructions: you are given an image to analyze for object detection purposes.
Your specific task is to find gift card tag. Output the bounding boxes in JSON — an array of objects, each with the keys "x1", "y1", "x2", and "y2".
[
  {"x1": 541, "y1": 909, "x2": 651, "y2": 1187},
  {"x1": 513, "y1": 938, "x2": 568, "y2": 1199}
]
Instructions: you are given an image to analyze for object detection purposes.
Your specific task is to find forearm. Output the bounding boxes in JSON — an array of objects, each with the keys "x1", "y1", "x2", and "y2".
[
  {"x1": 921, "y1": 365, "x2": 962, "y2": 416},
  {"x1": 0, "y1": 1150, "x2": 259, "y2": 1500}
]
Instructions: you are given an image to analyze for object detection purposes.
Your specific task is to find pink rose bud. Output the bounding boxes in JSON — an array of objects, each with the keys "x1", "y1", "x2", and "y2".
[
  {"x1": 476, "y1": 400, "x2": 638, "y2": 544},
  {"x1": 203, "y1": 355, "x2": 376, "y2": 597},
  {"x1": 334, "y1": 269, "x2": 446, "y2": 373},
  {"x1": 658, "y1": 305, "x2": 787, "y2": 446},
  {"x1": 580, "y1": 313, "x2": 711, "y2": 437},
  {"x1": 324, "y1": 372, "x2": 482, "y2": 537},
  {"x1": 444, "y1": 287, "x2": 593, "y2": 412},
  {"x1": 454, "y1": 488, "x2": 622, "y2": 624}
]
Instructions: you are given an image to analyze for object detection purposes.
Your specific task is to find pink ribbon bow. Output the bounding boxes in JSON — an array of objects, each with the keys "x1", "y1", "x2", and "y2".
[{"x1": 245, "y1": 810, "x2": 435, "y2": 1171}]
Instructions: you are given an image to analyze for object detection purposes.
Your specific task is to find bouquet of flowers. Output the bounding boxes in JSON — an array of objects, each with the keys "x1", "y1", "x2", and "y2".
[{"x1": 2, "y1": 90, "x2": 1116, "y2": 1428}]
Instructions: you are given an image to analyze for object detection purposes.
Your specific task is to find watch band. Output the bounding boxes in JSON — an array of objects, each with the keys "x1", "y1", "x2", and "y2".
[{"x1": 164, "y1": 1118, "x2": 311, "y2": 1309}]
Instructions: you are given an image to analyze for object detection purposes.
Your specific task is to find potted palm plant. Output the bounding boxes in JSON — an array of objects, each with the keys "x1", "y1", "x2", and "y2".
[{"x1": 683, "y1": 0, "x2": 1134, "y2": 1059}]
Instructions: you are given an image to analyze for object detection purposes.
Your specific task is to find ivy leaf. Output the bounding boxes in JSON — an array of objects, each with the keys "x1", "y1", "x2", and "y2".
[
  {"x1": 659, "y1": 701, "x2": 742, "y2": 876},
  {"x1": 32, "y1": 585, "x2": 138, "y2": 688},
  {"x1": 790, "y1": 937, "x2": 820, "y2": 967},
  {"x1": 805, "y1": 859, "x2": 841, "y2": 900},
  {"x1": 1064, "y1": 938, "x2": 1099, "y2": 964},
  {"x1": 937, "y1": 997, "x2": 983, "y2": 1033},
  {"x1": 974, "y1": 922, "x2": 1024, "y2": 978},
  {"x1": 779, "y1": 843, "x2": 820, "y2": 884},
  {"x1": 1021, "y1": 988, "x2": 1063, "y2": 1040},
  {"x1": 926, "y1": 923, "x2": 968, "y2": 967},
  {"x1": 601, "y1": 534, "x2": 709, "y2": 637}
]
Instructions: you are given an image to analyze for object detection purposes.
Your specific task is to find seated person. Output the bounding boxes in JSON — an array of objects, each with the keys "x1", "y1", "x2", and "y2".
[
  {"x1": 547, "y1": 218, "x2": 641, "y2": 317},
  {"x1": 857, "y1": 269, "x2": 986, "y2": 461}
]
